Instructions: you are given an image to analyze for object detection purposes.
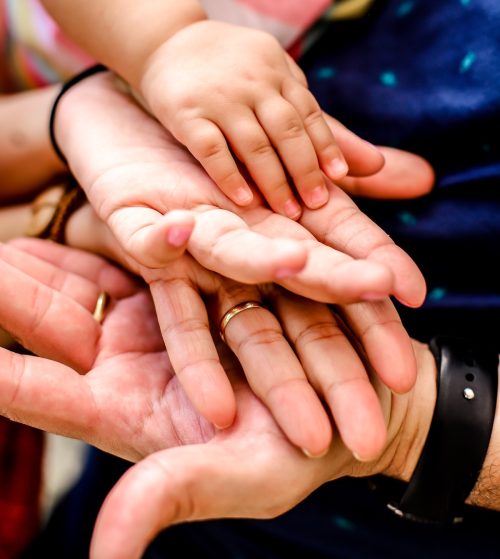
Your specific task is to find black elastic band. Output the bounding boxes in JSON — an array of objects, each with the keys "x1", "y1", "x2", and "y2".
[
  {"x1": 49, "y1": 64, "x2": 109, "y2": 165},
  {"x1": 388, "y1": 336, "x2": 498, "y2": 523}
]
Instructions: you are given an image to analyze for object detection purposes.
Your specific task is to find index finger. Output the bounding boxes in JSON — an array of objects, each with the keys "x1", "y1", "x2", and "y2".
[{"x1": 299, "y1": 185, "x2": 427, "y2": 307}]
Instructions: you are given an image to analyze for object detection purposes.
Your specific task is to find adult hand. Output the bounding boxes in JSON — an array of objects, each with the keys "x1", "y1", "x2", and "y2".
[
  {"x1": 54, "y1": 71, "x2": 427, "y2": 307},
  {"x1": 0, "y1": 240, "x2": 212, "y2": 461},
  {"x1": 11, "y1": 234, "x2": 408, "y2": 461},
  {"x1": 89, "y1": 340, "x2": 439, "y2": 559},
  {"x1": 51, "y1": 72, "x2": 428, "y2": 452}
]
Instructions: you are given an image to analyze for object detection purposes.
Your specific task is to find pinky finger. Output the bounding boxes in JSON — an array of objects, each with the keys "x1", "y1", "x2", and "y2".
[{"x1": 178, "y1": 118, "x2": 254, "y2": 206}]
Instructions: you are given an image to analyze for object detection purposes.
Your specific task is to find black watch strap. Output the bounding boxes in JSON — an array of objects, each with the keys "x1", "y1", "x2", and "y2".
[{"x1": 387, "y1": 336, "x2": 498, "y2": 523}]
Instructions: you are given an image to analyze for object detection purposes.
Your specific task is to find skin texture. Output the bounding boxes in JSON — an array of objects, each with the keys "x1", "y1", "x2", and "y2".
[
  {"x1": 1, "y1": 241, "x2": 499, "y2": 559},
  {"x1": 42, "y1": 0, "x2": 348, "y2": 213},
  {"x1": 50, "y1": 72, "x2": 436, "y2": 458},
  {"x1": 140, "y1": 21, "x2": 349, "y2": 216},
  {"x1": 0, "y1": 86, "x2": 66, "y2": 198},
  {"x1": 0, "y1": 240, "x2": 433, "y2": 559},
  {"x1": 2, "y1": 243, "x2": 499, "y2": 559}
]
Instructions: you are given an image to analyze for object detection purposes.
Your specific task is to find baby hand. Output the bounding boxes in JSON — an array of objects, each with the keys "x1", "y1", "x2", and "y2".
[{"x1": 140, "y1": 20, "x2": 348, "y2": 219}]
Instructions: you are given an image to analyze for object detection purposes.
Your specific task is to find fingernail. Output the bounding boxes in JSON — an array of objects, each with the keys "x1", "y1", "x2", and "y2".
[
  {"x1": 327, "y1": 158, "x2": 348, "y2": 179},
  {"x1": 235, "y1": 187, "x2": 253, "y2": 205},
  {"x1": 167, "y1": 226, "x2": 192, "y2": 247},
  {"x1": 302, "y1": 447, "x2": 328, "y2": 459},
  {"x1": 353, "y1": 452, "x2": 370, "y2": 462},
  {"x1": 283, "y1": 199, "x2": 302, "y2": 220},
  {"x1": 309, "y1": 186, "x2": 329, "y2": 208},
  {"x1": 361, "y1": 291, "x2": 387, "y2": 302}
]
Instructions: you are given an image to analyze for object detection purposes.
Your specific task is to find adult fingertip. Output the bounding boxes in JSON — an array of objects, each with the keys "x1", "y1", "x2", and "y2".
[
  {"x1": 301, "y1": 445, "x2": 330, "y2": 459},
  {"x1": 395, "y1": 277, "x2": 427, "y2": 308},
  {"x1": 351, "y1": 425, "x2": 387, "y2": 463}
]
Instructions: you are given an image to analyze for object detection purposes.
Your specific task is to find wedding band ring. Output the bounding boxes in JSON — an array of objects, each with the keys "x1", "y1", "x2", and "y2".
[
  {"x1": 93, "y1": 291, "x2": 110, "y2": 324},
  {"x1": 219, "y1": 300, "x2": 265, "y2": 343}
]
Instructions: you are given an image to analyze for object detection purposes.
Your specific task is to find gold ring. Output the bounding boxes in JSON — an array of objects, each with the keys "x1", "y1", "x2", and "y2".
[
  {"x1": 93, "y1": 291, "x2": 110, "y2": 324},
  {"x1": 219, "y1": 300, "x2": 265, "y2": 343}
]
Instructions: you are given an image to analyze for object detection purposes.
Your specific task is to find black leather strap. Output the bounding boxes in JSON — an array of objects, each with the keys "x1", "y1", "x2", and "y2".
[{"x1": 387, "y1": 336, "x2": 498, "y2": 523}]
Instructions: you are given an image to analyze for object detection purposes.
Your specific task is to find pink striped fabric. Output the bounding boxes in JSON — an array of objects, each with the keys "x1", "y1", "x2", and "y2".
[
  {"x1": 0, "y1": 0, "x2": 333, "y2": 92},
  {"x1": 201, "y1": 0, "x2": 331, "y2": 49}
]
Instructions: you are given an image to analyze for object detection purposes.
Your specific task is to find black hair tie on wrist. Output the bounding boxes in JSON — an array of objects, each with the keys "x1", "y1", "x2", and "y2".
[
  {"x1": 49, "y1": 63, "x2": 109, "y2": 165},
  {"x1": 387, "y1": 336, "x2": 498, "y2": 523}
]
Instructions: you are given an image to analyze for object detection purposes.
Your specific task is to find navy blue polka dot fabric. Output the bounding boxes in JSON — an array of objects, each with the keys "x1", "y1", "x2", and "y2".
[{"x1": 301, "y1": 0, "x2": 500, "y2": 346}]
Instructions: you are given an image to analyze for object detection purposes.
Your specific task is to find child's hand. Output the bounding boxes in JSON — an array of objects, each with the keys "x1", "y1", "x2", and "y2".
[{"x1": 140, "y1": 20, "x2": 348, "y2": 219}]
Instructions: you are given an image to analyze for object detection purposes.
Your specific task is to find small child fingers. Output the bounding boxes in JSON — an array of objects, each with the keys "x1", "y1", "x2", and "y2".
[
  {"x1": 178, "y1": 118, "x2": 253, "y2": 206},
  {"x1": 219, "y1": 112, "x2": 302, "y2": 219},
  {"x1": 282, "y1": 81, "x2": 348, "y2": 181},
  {"x1": 254, "y1": 96, "x2": 330, "y2": 210}
]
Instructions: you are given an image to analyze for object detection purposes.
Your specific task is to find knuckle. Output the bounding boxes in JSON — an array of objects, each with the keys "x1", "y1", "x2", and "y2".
[
  {"x1": 236, "y1": 327, "x2": 283, "y2": 353},
  {"x1": 215, "y1": 167, "x2": 243, "y2": 188},
  {"x1": 161, "y1": 315, "x2": 209, "y2": 340},
  {"x1": 279, "y1": 118, "x2": 305, "y2": 140},
  {"x1": 2, "y1": 351, "x2": 25, "y2": 408},
  {"x1": 168, "y1": 89, "x2": 200, "y2": 111},
  {"x1": 293, "y1": 321, "x2": 344, "y2": 347},
  {"x1": 303, "y1": 107, "x2": 325, "y2": 128},
  {"x1": 27, "y1": 284, "x2": 53, "y2": 336},
  {"x1": 247, "y1": 139, "x2": 275, "y2": 158},
  {"x1": 190, "y1": 134, "x2": 227, "y2": 161}
]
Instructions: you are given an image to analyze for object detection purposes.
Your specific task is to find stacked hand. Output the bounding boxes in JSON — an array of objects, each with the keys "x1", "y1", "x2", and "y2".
[
  {"x1": 53, "y1": 71, "x2": 434, "y2": 459},
  {"x1": 0, "y1": 239, "x2": 438, "y2": 559}
]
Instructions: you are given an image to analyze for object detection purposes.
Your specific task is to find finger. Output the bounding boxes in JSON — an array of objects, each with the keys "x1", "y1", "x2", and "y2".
[
  {"x1": 337, "y1": 146, "x2": 435, "y2": 199},
  {"x1": 148, "y1": 266, "x2": 236, "y2": 429},
  {"x1": 338, "y1": 298, "x2": 417, "y2": 394},
  {"x1": 108, "y1": 207, "x2": 196, "y2": 267},
  {"x1": 278, "y1": 245, "x2": 395, "y2": 304},
  {"x1": 189, "y1": 209, "x2": 308, "y2": 283},
  {"x1": 175, "y1": 117, "x2": 254, "y2": 206},
  {"x1": 91, "y1": 435, "x2": 320, "y2": 559},
  {"x1": 219, "y1": 284, "x2": 332, "y2": 456},
  {"x1": 255, "y1": 95, "x2": 330, "y2": 210},
  {"x1": 273, "y1": 293, "x2": 386, "y2": 460},
  {"x1": 0, "y1": 256, "x2": 100, "y2": 370},
  {"x1": 282, "y1": 80, "x2": 348, "y2": 182},
  {"x1": 0, "y1": 243, "x2": 101, "y2": 312},
  {"x1": 285, "y1": 52, "x2": 309, "y2": 87},
  {"x1": 323, "y1": 113, "x2": 386, "y2": 177},
  {"x1": 0, "y1": 348, "x2": 95, "y2": 438},
  {"x1": 219, "y1": 109, "x2": 302, "y2": 219},
  {"x1": 298, "y1": 185, "x2": 427, "y2": 307},
  {"x1": 90, "y1": 446, "x2": 255, "y2": 559},
  {"x1": 9, "y1": 238, "x2": 137, "y2": 299}
]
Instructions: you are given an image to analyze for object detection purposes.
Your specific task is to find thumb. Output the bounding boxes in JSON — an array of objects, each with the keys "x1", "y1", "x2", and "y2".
[
  {"x1": 90, "y1": 437, "x2": 310, "y2": 559},
  {"x1": 90, "y1": 445, "x2": 254, "y2": 559},
  {"x1": 109, "y1": 208, "x2": 196, "y2": 268},
  {"x1": 338, "y1": 147, "x2": 435, "y2": 199},
  {"x1": 0, "y1": 348, "x2": 93, "y2": 436}
]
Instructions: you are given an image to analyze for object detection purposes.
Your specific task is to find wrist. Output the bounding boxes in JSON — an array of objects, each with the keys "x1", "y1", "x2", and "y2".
[
  {"x1": 380, "y1": 340, "x2": 438, "y2": 482},
  {"x1": 129, "y1": 6, "x2": 207, "y2": 89},
  {"x1": 374, "y1": 337, "x2": 500, "y2": 520},
  {"x1": 467, "y1": 357, "x2": 500, "y2": 509}
]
